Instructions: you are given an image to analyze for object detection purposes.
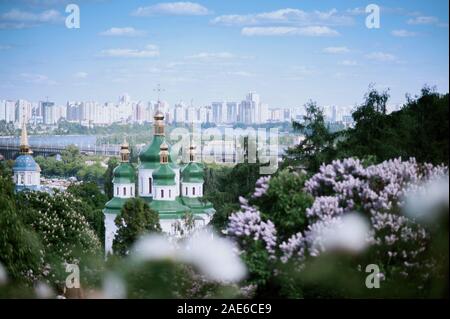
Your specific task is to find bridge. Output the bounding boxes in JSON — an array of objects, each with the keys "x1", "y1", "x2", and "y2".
[{"x1": 0, "y1": 143, "x2": 120, "y2": 160}]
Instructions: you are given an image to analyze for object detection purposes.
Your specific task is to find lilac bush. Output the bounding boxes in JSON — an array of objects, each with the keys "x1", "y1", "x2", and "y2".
[{"x1": 225, "y1": 157, "x2": 449, "y2": 285}]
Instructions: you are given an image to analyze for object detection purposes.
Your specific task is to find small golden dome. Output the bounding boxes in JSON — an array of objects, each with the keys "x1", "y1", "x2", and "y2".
[
  {"x1": 154, "y1": 111, "x2": 164, "y2": 120},
  {"x1": 160, "y1": 141, "x2": 169, "y2": 151}
]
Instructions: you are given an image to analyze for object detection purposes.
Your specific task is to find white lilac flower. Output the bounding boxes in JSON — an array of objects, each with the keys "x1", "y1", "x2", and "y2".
[
  {"x1": 252, "y1": 176, "x2": 271, "y2": 198},
  {"x1": 280, "y1": 232, "x2": 305, "y2": 263},
  {"x1": 34, "y1": 282, "x2": 54, "y2": 299},
  {"x1": 306, "y1": 213, "x2": 370, "y2": 255},
  {"x1": 101, "y1": 272, "x2": 127, "y2": 299},
  {"x1": 403, "y1": 174, "x2": 449, "y2": 223},
  {"x1": 0, "y1": 262, "x2": 7, "y2": 285},
  {"x1": 131, "y1": 230, "x2": 247, "y2": 283},
  {"x1": 180, "y1": 229, "x2": 247, "y2": 282}
]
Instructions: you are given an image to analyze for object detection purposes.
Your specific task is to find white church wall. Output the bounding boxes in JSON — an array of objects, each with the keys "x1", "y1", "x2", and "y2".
[
  {"x1": 114, "y1": 182, "x2": 135, "y2": 198},
  {"x1": 138, "y1": 168, "x2": 154, "y2": 197},
  {"x1": 181, "y1": 182, "x2": 203, "y2": 198}
]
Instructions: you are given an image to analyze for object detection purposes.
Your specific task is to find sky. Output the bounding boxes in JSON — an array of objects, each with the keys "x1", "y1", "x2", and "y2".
[{"x1": 0, "y1": 0, "x2": 448, "y2": 109}]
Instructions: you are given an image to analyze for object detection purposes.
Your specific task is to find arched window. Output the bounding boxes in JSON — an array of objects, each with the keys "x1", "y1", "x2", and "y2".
[
  {"x1": 116, "y1": 187, "x2": 119, "y2": 196},
  {"x1": 185, "y1": 187, "x2": 188, "y2": 196},
  {"x1": 169, "y1": 189, "x2": 172, "y2": 198},
  {"x1": 161, "y1": 189, "x2": 164, "y2": 198},
  {"x1": 131, "y1": 187, "x2": 133, "y2": 196},
  {"x1": 193, "y1": 187, "x2": 195, "y2": 195},
  {"x1": 123, "y1": 187, "x2": 126, "y2": 196},
  {"x1": 149, "y1": 178, "x2": 152, "y2": 194}
]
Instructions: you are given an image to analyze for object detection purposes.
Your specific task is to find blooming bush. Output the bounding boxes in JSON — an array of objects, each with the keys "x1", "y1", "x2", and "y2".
[
  {"x1": 225, "y1": 158, "x2": 449, "y2": 296},
  {"x1": 16, "y1": 191, "x2": 102, "y2": 286}
]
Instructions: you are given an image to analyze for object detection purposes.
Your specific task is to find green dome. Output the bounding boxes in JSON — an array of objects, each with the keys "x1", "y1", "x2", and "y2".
[
  {"x1": 113, "y1": 163, "x2": 135, "y2": 184},
  {"x1": 181, "y1": 162, "x2": 204, "y2": 183},
  {"x1": 139, "y1": 135, "x2": 179, "y2": 169},
  {"x1": 153, "y1": 164, "x2": 176, "y2": 186}
]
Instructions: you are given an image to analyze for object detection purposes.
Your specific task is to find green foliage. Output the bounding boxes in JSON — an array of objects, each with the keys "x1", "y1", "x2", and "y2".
[
  {"x1": 336, "y1": 86, "x2": 449, "y2": 165},
  {"x1": 253, "y1": 170, "x2": 314, "y2": 240},
  {"x1": 104, "y1": 157, "x2": 119, "y2": 200},
  {"x1": 205, "y1": 162, "x2": 261, "y2": 231},
  {"x1": 16, "y1": 191, "x2": 102, "y2": 279},
  {"x1": 67, "y1": 182, "x2": 107, "y2": 242},
  {"x1": 0, "y1": 120, "x2": 16, "y2": 136},
  {"x1": 283, "y1": 101, "x2": 336, "y2": 172},
  {"x1": 34, "y1": 144, "x2": 107, "y2": 182},
  {"x1": 0, "y1": 194, "x2": 43, "y2": 283},
  {"x1": 113, "y1": 198, "x2": 162, "y2": 256}
]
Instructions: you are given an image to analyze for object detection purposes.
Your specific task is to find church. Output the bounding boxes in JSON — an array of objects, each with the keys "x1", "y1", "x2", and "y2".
[
  {"x1": 103, "y1": 111, "x2": 215, "y2": 255},
  {"x1": 13, "y1": 121, "x2": 42, "y2": 192}
]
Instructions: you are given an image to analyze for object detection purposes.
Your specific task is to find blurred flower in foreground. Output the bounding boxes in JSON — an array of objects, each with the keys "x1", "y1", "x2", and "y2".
[
  {"x1": 102, "y1": 272, "x2": 126, "y2": 299},
  {"x1": 132, "y1": 234, "x2": 177, "y2": 262},
  {"x1": 0, "y1": 262, "x2": 7, "y2": 285},
  {"x1": 403, "y1": 174, "x2": 449, "y2": 223},
  {"x1": 307, "y1": 213, "x2": 371, "y2": 256},
  {"x1": 34, "y1": 282, "x2": 54, "y2": 299},
  {"x1": 181, "y1": 231, "x2": 247, "y2": 282},
  {"x1": 131, "y1": 228, "x2": 247, "y2": 283}
]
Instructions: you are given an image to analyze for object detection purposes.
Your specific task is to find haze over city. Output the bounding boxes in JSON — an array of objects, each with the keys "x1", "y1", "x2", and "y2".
[{"x1": 0, "y1": 0, "x2": 448, "y2": 108}]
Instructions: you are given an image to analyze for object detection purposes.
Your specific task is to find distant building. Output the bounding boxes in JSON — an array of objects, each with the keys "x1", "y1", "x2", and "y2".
[
  {"x1": 13, "y1": 121, "x2": 41, "y2": 192},
  {"x1": 103, "y1": 112, "x2": 215, "y2": 255}
]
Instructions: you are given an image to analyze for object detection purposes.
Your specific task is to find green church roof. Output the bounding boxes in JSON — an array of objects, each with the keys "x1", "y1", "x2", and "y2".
[
  {"x1": 103, "y1": 197, "x2": 128, "y2": 215},
  {"x1": 179, "y1": 196, "x2": 215, "y2": 214},
  {"x1": 139, "y1": 135, "x2": 179, "y2": 170},
  {"x1": 149, "y1": 199, "x2": 190, "y2": 218},
  {"x1": 113, "y1": 162, "x2": 136, "y2": 184},
  {"x1": 153, "y1": 164, "x2": 176, "y2": 186},
  {"x1": 181, "y1": 162, "x2": 204, "y2": 183}
]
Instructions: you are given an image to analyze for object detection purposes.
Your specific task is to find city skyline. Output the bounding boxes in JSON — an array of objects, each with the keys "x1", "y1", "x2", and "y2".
[{"x1": 0, "y1": 0, "x2": 448, "y2": 107}]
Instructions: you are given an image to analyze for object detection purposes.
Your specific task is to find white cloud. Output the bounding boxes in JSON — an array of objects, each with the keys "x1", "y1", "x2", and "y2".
[
  {"x1": 226, "y1": 71, "x2": 253, "y2": 77},
  {"x1": 347, "y1": 6, "x2": 422, "y2": 17},
  {"x1": 241, "y1": 26, "x2": 339, "y2": 37},
  {"x1": 0, "y1": 8, "x2": 63, "y2": 28},
  {"x1": 323, "y1": 46, "x2": 350, "y2": 54},
  {"x1": 365, "y1": 52, "x2": 397, "y2": 62},
  {"x1": 186, "y1": 52, "x2": 235, "y2": 59},
  {"x1": 99, "y1": 44, "x2": 160, "y2": 58},
  {"x1": 132, "y1": 2, "x2": 210, "y2": 16},
  {"x1": 74, "y1": 72, "x2": 88, "y2": 79},
  {"x1": 20, "y1": 73, "x2": 56, "y2": 85},
  {"x1": 391, "y1": 29, "x2": 417, "y2": 37},
  {"x1": 212, "y1": 8, "x2": 353, "y2": 26},
  {"x1": 407, "y1": 16, "x2": 439, "y2": 25},
  {"x1": 99, "y1": 27, "x2": 146, "y2": 37},
  {"x1": 339, "y1": 60, "x2": 358, "y2": 66}
]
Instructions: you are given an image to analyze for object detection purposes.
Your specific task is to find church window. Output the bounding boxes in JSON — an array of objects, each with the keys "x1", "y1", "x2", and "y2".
[
  {"x1": 149, "y1": 178, "x2": 152, "y2": 194},
  {"x1": 193, "y1": 187, "x2": 195, "y2": 195},
  {"x1": 123, "y1": 187, "x2": 126, "y2": 196},
  {"x1": 116, "y1": 187, "x2": 119, "y2": 196},
  {"x1": 161, "y1": 189, "x2": 164, "y2": 198},
  {"x1": 169, "y1": 189, "x2": 171, "y2": 198}
]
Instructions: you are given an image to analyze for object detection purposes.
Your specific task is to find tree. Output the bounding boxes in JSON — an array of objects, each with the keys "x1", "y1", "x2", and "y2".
[
  {"x1": 336, "y1": 86, "x2": 449, "y2": 165},
  {"x1": 283, "y1": 101, "x2": 335, "y2": 172},
  {"x1": 0, "y1": 194, "x2": 43, "y2": 283},
  {"x1": 253, "y1": 170, "x2": 314, "y2": 240},
  {"x1": 104, "y1": 157, "x2": 119, "y2": 199},
  {"x1": 113, "y1": 198, "x2": 161, "y2": 256},
  {"x1": 67, "y1": 182, "x2": 107, "y2": 242}
]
